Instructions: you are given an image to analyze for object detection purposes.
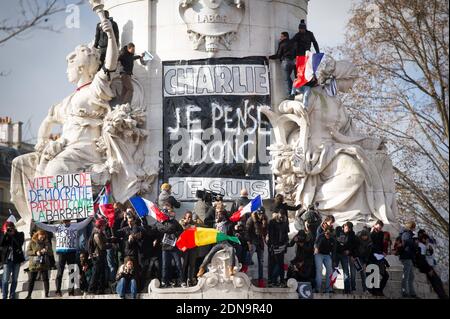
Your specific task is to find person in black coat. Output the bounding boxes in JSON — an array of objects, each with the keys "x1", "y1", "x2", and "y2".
[
  {"x1": 271, "y1": 194, "x2": 302, "y2": 218},
  {"x1": 157, "y1": 207, "x2": 185, "y2": 288},
  {"x1": 335, "y1": 222, "x2": 358, "y2": 294},
  {"x1": 368, "y1": 220, "x2": 390, "y2": 297},
  {"x1": 267, "y1": 212, "x2": 290, "y2": 287},
  {"x1": 230, "y1": 188, "x2": 251, "y2": 214},
  {"x1": 291, "y1": 19, "x2": 320, "y2": 56},
  {"x1": 94, "y1": 10, "x2": 119, "y2": 69},
  {"x1": 1, "y1": 222, "x2": 25, "y2": 299},
  {"x1": 269, "y1": 31, "x2": 297, "y2": 96},
  {"x1": 288, "y1": 229, "x2": 314, "y2": 285},
  {"x1": 115, "y1": 212, "x2": 144, "y2": 269}
]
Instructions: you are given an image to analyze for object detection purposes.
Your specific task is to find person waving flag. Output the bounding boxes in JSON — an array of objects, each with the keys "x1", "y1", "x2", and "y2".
[
  {"x1": 229, "y1": 195, "x2": 262, "y2": 222},
  {"x1": 129, "y1": 195, "x2": 169, "y2": 222}
]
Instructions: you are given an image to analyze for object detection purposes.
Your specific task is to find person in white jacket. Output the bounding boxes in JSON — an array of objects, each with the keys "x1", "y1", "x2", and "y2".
[{"x1": 36, "y1": 216, "x2": 93, "y2": 296}]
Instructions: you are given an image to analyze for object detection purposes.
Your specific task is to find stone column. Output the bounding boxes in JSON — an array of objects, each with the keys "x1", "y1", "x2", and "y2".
[{"x1": 105, "y1": 0, "x2": 308, "y2": 199}]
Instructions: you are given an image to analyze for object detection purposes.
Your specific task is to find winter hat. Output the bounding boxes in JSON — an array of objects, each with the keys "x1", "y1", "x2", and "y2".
[
  {"x1": 298, "y1": 19, "x2": 307, "y2": 29},
  {"x1": 161, "y1": 183, "x2": 171, "y2": 191}
]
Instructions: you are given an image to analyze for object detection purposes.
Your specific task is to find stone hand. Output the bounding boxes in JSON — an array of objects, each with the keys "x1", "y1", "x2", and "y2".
[{"x1": 101, "y1": 19, "x2": 113, "y2": 36}]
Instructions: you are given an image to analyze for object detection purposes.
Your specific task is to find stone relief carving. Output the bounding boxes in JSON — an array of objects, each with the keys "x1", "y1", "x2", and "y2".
[{"x1": 179, "y1": 0, "x2": 245, "y2": 56}]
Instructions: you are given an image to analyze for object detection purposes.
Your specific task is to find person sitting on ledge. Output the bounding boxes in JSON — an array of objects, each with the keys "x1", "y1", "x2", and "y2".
[{"x1": 116, "y1": 256, "x2": 138, "y2": 299}]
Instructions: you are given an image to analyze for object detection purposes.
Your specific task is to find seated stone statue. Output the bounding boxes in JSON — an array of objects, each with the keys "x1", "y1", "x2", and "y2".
[
  {"x1": 11, "y1": 19, "x2": 156, "y2": 227},
  {"x1": 262, "y1": 56, "x2": 399, "y2": 230}
]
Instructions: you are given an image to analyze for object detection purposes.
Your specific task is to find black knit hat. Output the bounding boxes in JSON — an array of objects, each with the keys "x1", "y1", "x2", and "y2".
[{"x1": 299, "y1": 19, "x2": 307, "y2": 29}]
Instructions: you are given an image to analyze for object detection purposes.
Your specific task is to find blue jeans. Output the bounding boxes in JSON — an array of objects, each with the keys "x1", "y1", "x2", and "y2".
[
  {"x1": 2, "y1": 262, "x2": 20, "y2": 299},
  {"x1": 336, "y1": 254, "x2": 351, "y2": 293},
  {"x1": 106, "y1": 248, "x2": 118, "y2": 282},
  {"x1": 314, "y1": 254, "x2": 333, "y2": 293},
  {"x1": 116, "y1": 277, "x2": 137, "y2": 298},
  {"x1": 281, "y1": 59, "x2": 296, "y2": 95},
  {"x1": 250, "y1": 244, "x2": 264, "y2": 280},
  {"x1": 162, "y1": 250, "x2": 184, "y2": 284},
  {"x1": 401, "y1": 259, "x2": 416, "y2": 296},
  {"x1": 269, "y1": 253, "x2": 285, "y2": 284},
  {"x1": 291, "y1": 85, "x2": 312, "y2": 108}
]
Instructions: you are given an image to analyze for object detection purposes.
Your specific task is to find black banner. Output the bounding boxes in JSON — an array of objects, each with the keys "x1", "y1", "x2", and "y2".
[{"x1": 162, "y1": 56, "x2": 273, "y2": 200}]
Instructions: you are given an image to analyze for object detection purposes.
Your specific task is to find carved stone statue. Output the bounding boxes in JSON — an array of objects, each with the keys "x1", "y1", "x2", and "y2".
[
  {"x1": 179, "y1": 0, "x2": 245, "y2": 56},
  {"x1": 262, "y1": 57, "x2": 399, "y2": 229},
  {"x1": 10, "y1": 14, "x2": 156, "y2": 227}
]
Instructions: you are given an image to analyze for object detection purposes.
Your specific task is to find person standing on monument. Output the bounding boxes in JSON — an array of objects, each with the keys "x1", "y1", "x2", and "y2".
[
  {"x1": 398, "y1": 220, "x2": 418, "y2": 298},
  {"x1": 25, "y1": 230, "x2": 52, "y2": 299},
  {"x1": 271, "y1": 194, "x2": 302, "y2": 219},
  {"x1": 94, "y1": 10, "x2": 120, "y2": 69},
  {"x1": 157, "y1": 205, "x2": 185, "y2": 288},
  {"x1": 88, "y1": 219, "x2": 111, "y2": 295},
  {"x1": 313, "y1": 227, "x2": 336, "y2": 293},
  {"x1": 36, "y1": 216, "x2": 93, "y2": 297},
  {"x1": 335, "y1": 222, "x2": 358, "y2": 294},
  {"x1": 292, "y1": 19, "x2": 320, "y2": 57},
  {"x1": 230, "y1": 188, "x2": 251, "y2": 217},
  {"x1": 158, "y1": 183, "x2": 181, "y2": 210},
  {"x1": 118, "y1": 42, "x2": 145, "y2": 104},
  {"x1": 1, "y1": 222, "x2": 25, "y2": 299},
  {"x1": 269, "y1": 32, "x2": 297, "y2": 97},
  {"x1": 368, "y1": 220, "x2": 390, "y2": 297},
  {"x1": 267, "y1": 211, "x2": 289, "y2": 287},
  {"x1": 246, "y1": 207, "x2": 268, "y2": 288}
]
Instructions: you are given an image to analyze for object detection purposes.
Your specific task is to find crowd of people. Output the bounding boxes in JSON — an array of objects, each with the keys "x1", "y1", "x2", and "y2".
[{"x1": 1, "y1": 184, "x2": 448, "y2": 299}]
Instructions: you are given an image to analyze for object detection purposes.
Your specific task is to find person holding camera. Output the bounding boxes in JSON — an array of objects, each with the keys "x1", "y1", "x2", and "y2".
[
  {"x1": 116, "y1": 212, "x2": 144, "y2": 270},
  {"x1": 246, "y1": 207, "x2": 268, "y2": 288},
  {"x1": 116, "y1": 256, "x2": 138, "y2": 299},
  {"x1": 1, "y1": 222, "x2": 25, "y2": 299},
  {"x1": 25, "y1": 230, "x2": 53, "y2": 299},
  {"x1": 299, "y1": 203, "x2": 322, "y2": 240}
]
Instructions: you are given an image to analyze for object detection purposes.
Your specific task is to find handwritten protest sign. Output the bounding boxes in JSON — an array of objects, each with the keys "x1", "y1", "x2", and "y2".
[{"x1": 28, "y1": 173, "x2": 94, "y2": 222}]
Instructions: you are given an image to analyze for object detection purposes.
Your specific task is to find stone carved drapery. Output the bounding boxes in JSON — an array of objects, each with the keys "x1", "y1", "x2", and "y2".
[{"x1": 262, "y1": 59, "x2": 399, "y2": 228}]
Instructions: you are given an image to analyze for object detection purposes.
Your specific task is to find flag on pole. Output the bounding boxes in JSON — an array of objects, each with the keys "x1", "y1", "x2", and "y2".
[
  {"x1": 329, "y1": 267, "x2": 340, "y2": 287},
  {"x1": 293, "y1": 51, "x2": 324, "y2": 89},
  {"x1": 229, "y1": 195, "x2": 262, "y2": 222},
  {"x1": 99, "y1": 184, "x2": 115, "y2": 228},
  {"x1": 129, "y1": 195, "x2": 168, "y2": 223},
  {"x1": 176, "y1": 227, "x2": 241, "y2": 252}
]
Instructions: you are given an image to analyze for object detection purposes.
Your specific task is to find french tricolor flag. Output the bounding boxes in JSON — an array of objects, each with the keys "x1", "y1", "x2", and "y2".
[
  {"x1": 293, "y1": 51, "x2": 324, "y2": 89},
  {"x1": 230, "y1": 195, "x2": 262, "y2": 222},
  {"x1": 129, "y1": 195, "x2": 168, "y2": 223},
  {"x1": 329, "y1": 267, "x2": 340, "y2": 287}
]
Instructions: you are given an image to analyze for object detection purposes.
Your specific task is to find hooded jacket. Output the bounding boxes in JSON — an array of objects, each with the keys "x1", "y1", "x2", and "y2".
[{"x1": 157, "y1": 218, "x2": 183, "y2": 251}]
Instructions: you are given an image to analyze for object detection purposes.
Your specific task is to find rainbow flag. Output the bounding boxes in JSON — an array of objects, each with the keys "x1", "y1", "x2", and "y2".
[{"x1": 176, "y1": 227, "x2": 241, "y2": 252}]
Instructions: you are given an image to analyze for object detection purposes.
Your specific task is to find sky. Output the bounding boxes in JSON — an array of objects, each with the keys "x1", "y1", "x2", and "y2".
[{"x1": 0, "y1": 0, "x2": 355, "y2": 143}]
